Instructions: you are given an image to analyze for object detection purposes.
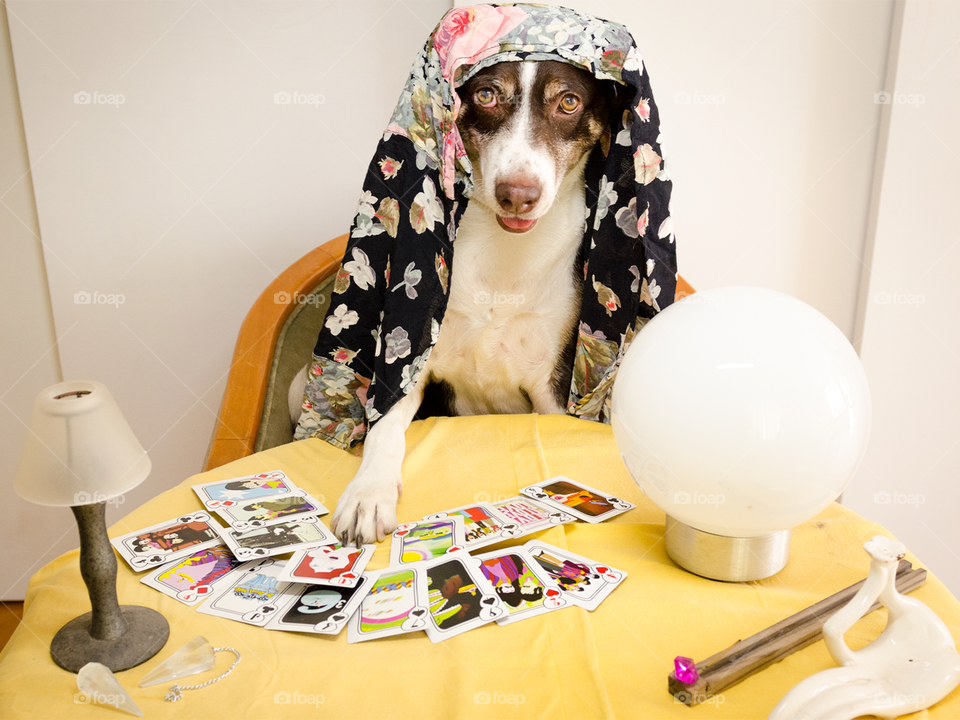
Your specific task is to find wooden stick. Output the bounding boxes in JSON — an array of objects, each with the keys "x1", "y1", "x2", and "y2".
[{"x1": 668, "y1": 560, "x2": 927, "y2": 706}]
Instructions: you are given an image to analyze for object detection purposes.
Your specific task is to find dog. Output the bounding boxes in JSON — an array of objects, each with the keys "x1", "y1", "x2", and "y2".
[{"x1": 290, "y1": 60, "x2": 613, "y2": 546}]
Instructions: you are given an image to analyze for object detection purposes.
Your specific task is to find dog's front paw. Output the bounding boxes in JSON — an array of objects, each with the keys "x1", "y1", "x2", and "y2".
[{"x1": 331, "y1": 474, "x2": 400, "y2": 546}]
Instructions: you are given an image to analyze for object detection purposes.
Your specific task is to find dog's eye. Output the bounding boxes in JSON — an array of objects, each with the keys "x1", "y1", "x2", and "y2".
[
  {"x1": 559, "y1": 94, "x2": 581, "y2": 114},
  {"x1": 475, "y1": 88, "x2": 497, "y2": 107}
]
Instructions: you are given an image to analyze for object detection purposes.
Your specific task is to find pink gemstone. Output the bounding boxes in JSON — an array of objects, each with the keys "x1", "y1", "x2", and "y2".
[{"x1": 674, "y1": 656, "x2": 699, "y2": 684}]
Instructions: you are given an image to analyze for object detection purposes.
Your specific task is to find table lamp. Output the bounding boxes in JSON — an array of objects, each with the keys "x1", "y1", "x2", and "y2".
[
  {"x1": 612, "y1": 286, "x2": 871, "y2": 581},
  {"x1": 14, "y1": 380, "x2": 169, "y2": 672}
]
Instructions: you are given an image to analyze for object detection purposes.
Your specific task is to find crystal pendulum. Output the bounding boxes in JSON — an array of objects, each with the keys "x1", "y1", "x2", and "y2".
[
  {"x1": 137, "y1": 635, "x2": 242, "y2": 702},
  {"x1": 140, "y1": 636, "x2": 215, "y2": 687},
  {"x1": 77, "y1": 662, "x2": 143, "y2": 717}
]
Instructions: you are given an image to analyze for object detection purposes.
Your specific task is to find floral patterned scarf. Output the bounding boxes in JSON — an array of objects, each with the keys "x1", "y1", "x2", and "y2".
[{"x1": 295, "y1": 3, "x2": 677, "y2": 450}]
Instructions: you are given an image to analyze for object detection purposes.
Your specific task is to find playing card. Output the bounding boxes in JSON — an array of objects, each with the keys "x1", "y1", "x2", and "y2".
[
  {"x1": 419, "y1": 552, "x2": 505, "y2": 643},
  {"x1": 265, "y1": 576, "x2": 372, "y2": 636},
  {"x1": 473, "y1": 547, "x2": 569, "y2": 625},
  {"x1": 424, "y1": 502, "x2": 524, "y2": 551},
  {"x1": 487, "y1": 496, "x2": 575, "y2": 538},
  {"x1": 347, "y1": 565, "x2": 430, "y2": 643},
  {"x1": 196, "y1": 557, "x2": 300, "y2": 627},
  {"x1": 192, "y1": 470, "x2": 299, "y2": 511},
  {"x1": 523, "y1": 540, "x2": 627, "y2": 611},
  {"x1": 520, "y1": 476, "x2": 634, "y2": 523},
  {"x1": 110, "y1": 511, "x2": 223, "y2": 572},
  {"x1": 140, "y1": 543, "x2": 242, "y2": 605},
  {"x1": 277, "y1": 543, "x2": 375, "y2": 588},
  {"x1": 219, "y1": 515, "x2": 337, "y2": 561},
  {"x1": 388, "y1": 517, "x2": 467, "y2": 566},
  {"x1": 212, "y1": 491, "x2": 328, "y2": 532}
]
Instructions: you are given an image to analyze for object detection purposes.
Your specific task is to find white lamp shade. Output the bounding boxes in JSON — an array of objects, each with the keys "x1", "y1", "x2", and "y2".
[
  {"x1": 612, "y1": 286, "x2": 872, "y2": 538},
  {"x1": 15, "y1": 380, "x2": 151, "y2": 507}
]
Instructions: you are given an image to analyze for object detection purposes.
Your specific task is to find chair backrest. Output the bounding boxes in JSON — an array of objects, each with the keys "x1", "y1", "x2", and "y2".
[
  {"x1": 204, "y1": 233, "x2": 695, "y2": 471},
  {"x1": 255, "y1": 274, "x2": 334, "y2": 452},
  {"x1": 203, "y1": 235, "x2": 347, "y2": 472}
]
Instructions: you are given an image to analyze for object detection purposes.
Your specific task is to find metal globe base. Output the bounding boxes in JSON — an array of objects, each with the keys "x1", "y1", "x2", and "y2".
[{"x1": 664, "y1": 516, "x2": 791, "y2": 582}]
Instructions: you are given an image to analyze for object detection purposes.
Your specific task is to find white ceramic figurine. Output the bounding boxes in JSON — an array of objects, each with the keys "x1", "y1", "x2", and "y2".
[{"x1": 769, "y1": 535, "x2": 960, "y2": 719}]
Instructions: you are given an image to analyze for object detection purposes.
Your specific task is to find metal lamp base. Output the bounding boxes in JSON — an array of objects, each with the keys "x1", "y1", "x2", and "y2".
[
  {"x1": 664, "y1": 515, "x2": 791, "y2": 582},
  {"x1": 51, "y1": 605, "x2": 169, "y2": 673}
]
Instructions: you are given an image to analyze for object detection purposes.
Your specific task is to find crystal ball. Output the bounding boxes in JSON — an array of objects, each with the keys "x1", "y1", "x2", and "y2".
[{"x1": 612, "y1": 286, "x2": 871, "y2": 538}]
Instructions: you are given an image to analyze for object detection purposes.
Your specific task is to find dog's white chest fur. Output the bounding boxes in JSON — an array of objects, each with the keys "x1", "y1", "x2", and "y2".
[
  {"x1": 318, "y1": 57, "x2": 614, "y2": 546},
  {"x1": 425, "y1": 169, "x2": 586, "y2": 415}
]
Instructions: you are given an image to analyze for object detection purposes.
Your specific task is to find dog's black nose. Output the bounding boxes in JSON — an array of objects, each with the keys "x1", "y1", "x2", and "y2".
[{"x1": 496, "y1": 181, "x2": 541, "y2": 214}]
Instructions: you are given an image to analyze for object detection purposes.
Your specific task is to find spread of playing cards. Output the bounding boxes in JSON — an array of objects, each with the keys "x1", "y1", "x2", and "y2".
[{"x1": 124, "y1": 472, "x2": 628, "y2": 645}]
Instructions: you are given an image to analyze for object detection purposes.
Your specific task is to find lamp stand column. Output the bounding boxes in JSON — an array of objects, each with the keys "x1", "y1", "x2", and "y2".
[
  {"x1": 50, "y1": 502, "x2": 169, "y2": 673},
  {"x1": 74, "y1": 503, "x2": 127, "y2": 639}
]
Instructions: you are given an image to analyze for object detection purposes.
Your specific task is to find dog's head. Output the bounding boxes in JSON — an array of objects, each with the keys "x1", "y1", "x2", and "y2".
[{"x1": 456, "y1": 60, "x2": 612, "y2": 234}]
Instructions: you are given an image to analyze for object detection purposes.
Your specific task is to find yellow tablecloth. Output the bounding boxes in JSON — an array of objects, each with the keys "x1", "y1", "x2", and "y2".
[{"x1": 3, "y1": 414, "x2": 959, "y2": 719}]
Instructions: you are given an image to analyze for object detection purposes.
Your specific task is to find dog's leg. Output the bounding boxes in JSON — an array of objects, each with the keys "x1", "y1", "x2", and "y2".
[
  {"x1": 331, "y1": 376, "x2": 426, "y2": 546},
  {"x1": 527, "y1": 383, "x2": 567, "y2": 416}
]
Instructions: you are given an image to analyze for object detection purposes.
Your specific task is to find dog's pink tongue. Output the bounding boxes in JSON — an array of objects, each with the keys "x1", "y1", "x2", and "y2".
[{"x1": 501, "y1": 216, "x2": 537, "y2": 231}]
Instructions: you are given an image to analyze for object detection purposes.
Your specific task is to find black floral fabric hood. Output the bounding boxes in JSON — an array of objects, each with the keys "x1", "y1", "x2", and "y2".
[{"x1": 295, "y1": 3, "x2": 678, "y2": 449}]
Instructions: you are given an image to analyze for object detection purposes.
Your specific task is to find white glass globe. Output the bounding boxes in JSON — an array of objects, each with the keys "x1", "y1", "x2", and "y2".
[{"x1": 612, "y1": 286, "x2": 871, "y2": 540}]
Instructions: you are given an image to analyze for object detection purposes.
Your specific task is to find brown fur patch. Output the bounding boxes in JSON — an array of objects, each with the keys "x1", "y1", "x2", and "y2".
[
  {"x1": 456, "y1": 62, "x2": 522, "y2": 165},
  {"x1": 530, "y1": 61, "x2": 610, "y2": 184}
]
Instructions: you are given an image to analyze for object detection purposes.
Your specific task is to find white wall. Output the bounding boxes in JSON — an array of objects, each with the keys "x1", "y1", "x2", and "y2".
[
  {"x1": 0, "y1": 1, "x2": 69, "y2": 602},
  {"x1": 846, "y1": 0, "x2": 960, "y2": 595},
  {"x1": 460, "y1": 0, "x2": 895, "y2": 339},
  {"x1": 2, "y1": 0, "x2": 450, "y2": 599},
  {"x1": 6, "y1": 0, "x2": 955, "y2": 599}
]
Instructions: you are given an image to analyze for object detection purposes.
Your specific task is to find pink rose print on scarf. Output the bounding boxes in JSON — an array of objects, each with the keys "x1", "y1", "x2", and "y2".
[
  {"x1": 434, "y1": 5, "x2": 528, "y2": 78},
  {"x1": 441, "y1": 128, "x2": 463, "y2": 201},
  {"x1": 378, "y1": 156, "x2": 402, "y2": 179},
  {"x1": 330, "y1": 347, "x2": 358, "y2": 364},
  {"x1": 634, "y1": 143, "x2": 662, "y2": 185},
  {"x1": 636, "y1": 98, "x2": 651, "y2": 122}
]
